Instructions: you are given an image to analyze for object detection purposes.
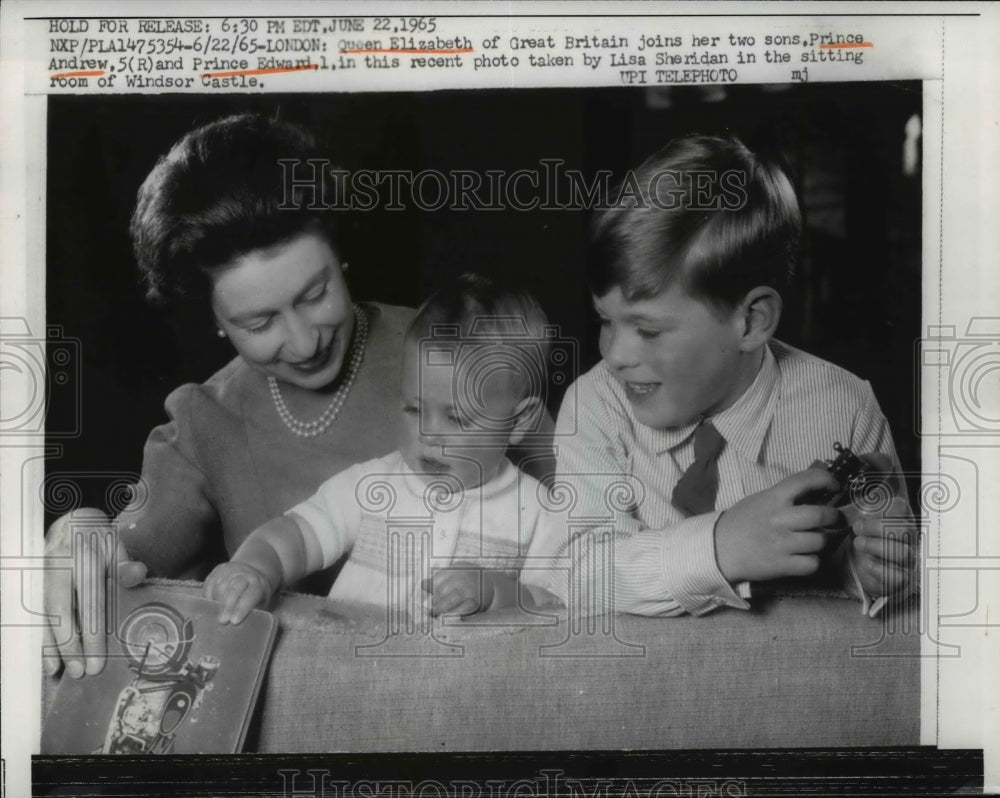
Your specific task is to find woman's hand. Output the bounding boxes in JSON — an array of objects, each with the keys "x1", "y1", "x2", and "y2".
[
  {"x1": 204, "y1": 561, "x2": 276, "y2": 624},
  {"x1": 43, "y1": 508, "x2": 148, "y2": 678}
]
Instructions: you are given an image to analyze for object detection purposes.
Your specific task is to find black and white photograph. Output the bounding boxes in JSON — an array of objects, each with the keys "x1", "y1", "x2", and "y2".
[
  {"x1": 2, "y1": 3, "x2": 998, "y2": 797},
  {"x1": 41, "y1": 81, "x2": 924, "y2": 752}
]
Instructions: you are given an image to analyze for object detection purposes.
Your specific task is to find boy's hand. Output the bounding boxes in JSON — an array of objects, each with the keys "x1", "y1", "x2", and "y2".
[
  {"x1": 204, "y1": 561, "x2": 275, "y2": 624},
  {"x1": 841, "y1": 454, "x2": 918, "y2": 601},
  {"x1": 715, "y1": 468, "x2": 844, "y2": 583},
  {"x1": 422, "y1": 563, "x2": 493, "y2": 616}
]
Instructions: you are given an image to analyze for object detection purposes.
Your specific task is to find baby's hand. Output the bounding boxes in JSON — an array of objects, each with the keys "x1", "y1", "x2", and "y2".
[
  {"x1": 204, "y1": 561, "x2": 275, "y2": 624},
  {"x1": 715, "y1": 468, "x2": 843, "y2": 583},
  {"x1": 421, "y1": 563, "x2": 493, "y2": 617}
]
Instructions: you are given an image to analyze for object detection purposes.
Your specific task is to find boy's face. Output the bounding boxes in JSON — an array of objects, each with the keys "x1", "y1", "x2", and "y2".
[
  {"x1": 399, "y1": 340, "x2": 524, "y2": 491},
  {"x1": 594, "y1": 283, "x2": 753, "y2": 430}
]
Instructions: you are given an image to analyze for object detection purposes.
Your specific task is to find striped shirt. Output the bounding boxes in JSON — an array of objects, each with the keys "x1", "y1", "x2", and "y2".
[{"x1": 539, "y1": 340, "x2": 900, "y2": 617}]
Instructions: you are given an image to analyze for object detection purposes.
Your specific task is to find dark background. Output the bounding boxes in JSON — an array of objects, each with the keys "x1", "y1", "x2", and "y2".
[{"x1": 45, "y1": 83, "x2": 922, "y2": 523}]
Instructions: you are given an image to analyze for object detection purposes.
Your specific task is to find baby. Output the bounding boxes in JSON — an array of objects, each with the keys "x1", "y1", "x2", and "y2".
[{"x1": 205, "y1": 274, "x2": 558, "y2": 622}]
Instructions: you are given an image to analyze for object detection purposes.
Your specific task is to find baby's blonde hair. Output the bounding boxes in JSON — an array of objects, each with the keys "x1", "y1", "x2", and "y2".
[{"x1": 406, "y1": 273, "x2": 550, "y2": 402}]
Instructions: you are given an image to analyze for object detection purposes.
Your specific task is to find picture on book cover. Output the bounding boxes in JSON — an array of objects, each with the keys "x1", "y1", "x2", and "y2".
[{"x1": 42, "y1": 583, "x2": 277, "y2": 754}]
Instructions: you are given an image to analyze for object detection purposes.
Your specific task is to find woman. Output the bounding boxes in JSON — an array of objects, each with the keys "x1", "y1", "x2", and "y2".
[{"x1": 43, "y1": 113, "x2": 415, "y2": 678}]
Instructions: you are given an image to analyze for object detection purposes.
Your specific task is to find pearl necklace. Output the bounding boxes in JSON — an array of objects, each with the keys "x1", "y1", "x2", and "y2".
[{"x1": 267, "y1": 305, "x2": 369, "y2": 438}]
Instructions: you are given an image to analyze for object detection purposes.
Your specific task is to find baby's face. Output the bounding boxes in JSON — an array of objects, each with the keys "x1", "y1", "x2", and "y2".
[{"x1": 398, "y1": 341, "x2": 524, "y2": 491}]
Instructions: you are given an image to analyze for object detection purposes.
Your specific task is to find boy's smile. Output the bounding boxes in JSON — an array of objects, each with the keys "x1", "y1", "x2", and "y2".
[{"x1": 594, "y1": 284, "x2": 763, "y2": 430}]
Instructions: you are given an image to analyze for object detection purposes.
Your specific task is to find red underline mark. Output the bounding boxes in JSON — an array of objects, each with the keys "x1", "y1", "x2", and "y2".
[
  {"x1": 339, "y1": 48, "x2": 475, "y2": 55},
  {"x1": 199, "y1": 64, "x2": 320, "y2": 78},
  {"x1": 50, "y1": 70, "x2": 105, "y2": 79},
  {"x1": 818, "y1": 42, "x2": 874, "y2": 49}
]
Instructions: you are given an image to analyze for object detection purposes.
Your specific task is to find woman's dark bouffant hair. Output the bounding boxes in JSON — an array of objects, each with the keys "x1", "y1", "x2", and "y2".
[
  {"x1": 588, "y1": 135, "x2": 801, "y2": 313},
  {"x1": 130, "y1": 112, "x2": 340, "y2": 305}
]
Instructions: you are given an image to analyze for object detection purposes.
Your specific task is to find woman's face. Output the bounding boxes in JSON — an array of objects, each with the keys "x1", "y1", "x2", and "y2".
[{"x1": 210, "y1": 230, "x2": 354, "y2": 391}]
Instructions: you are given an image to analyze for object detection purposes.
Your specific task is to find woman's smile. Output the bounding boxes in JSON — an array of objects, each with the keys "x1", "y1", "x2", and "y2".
[{"x1": 285, "y1": 338, "x2": 334, "y2": 373}]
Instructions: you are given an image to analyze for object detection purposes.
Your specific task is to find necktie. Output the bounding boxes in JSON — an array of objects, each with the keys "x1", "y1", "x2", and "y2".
[{"x1": 671, "y1": 420, "x2": 726, "y2": 517}]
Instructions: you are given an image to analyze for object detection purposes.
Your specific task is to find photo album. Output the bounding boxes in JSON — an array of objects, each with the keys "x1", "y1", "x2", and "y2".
[{"x1": 42, "y1": 582, "x2": 276, "y2": 755}]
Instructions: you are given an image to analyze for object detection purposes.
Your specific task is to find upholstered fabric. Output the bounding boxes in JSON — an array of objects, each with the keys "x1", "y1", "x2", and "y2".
[
  {"x1": 256, "y1": 592, "x2": 919, "y2": 750},
  {"x1": 42, "y1": 584, "x2": 919, "y2": 752}
]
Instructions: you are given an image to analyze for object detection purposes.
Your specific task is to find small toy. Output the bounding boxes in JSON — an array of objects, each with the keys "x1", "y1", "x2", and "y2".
[{"x1": 798, "y1": 442, "x2": 877, "y2": 509}]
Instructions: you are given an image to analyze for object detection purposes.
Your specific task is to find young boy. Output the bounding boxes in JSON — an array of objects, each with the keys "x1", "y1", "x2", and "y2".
[
  {"x1": 205, "y1": 274, "x2": 558, "y2": 623},
  {"x1": 538, "y1": 135, "x2": 916, "y2": 619}
]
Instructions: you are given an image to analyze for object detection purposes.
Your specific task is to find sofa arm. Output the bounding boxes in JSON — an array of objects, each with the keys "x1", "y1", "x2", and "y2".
[
  {"x1": 42, "y1": 584, "x2": 919, "y2": 752},
  {"x1": 253, "y1": 591, "x2": 919, "y2": 751}
]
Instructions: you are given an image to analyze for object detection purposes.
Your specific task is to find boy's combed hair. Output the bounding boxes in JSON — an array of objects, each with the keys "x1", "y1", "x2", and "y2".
[
  {"x1": 407, "y1": 273, "x2": 550, "y2": 400},
  {"x1": 131, "y1": 112, "x2": 341, "y2": 305},
  {"x1": 589, "y1": 135, "x2": 801, "y2": 311}
]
